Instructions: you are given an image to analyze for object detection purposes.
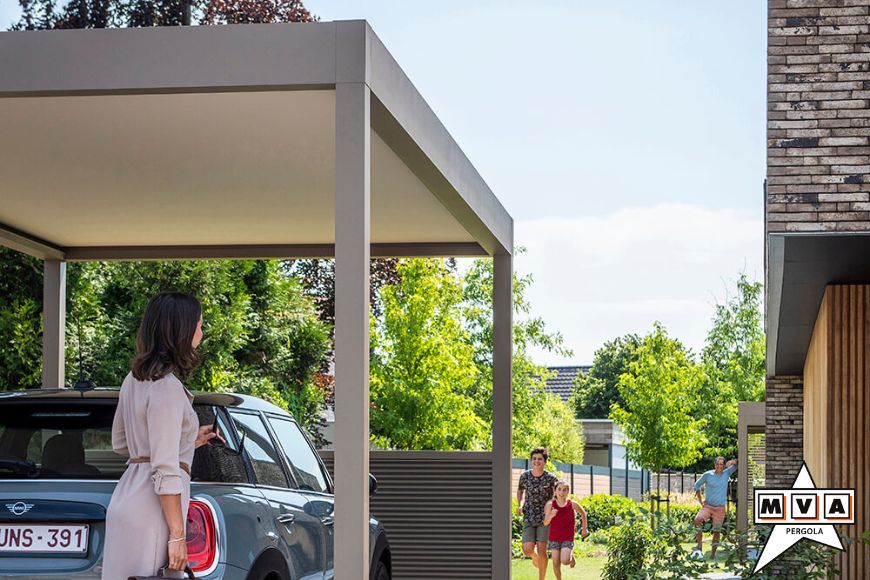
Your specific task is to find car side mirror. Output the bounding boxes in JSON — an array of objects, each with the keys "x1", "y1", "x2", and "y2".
[{"x1": 369, "y1": 473, "x2": 378, "y2": 496}]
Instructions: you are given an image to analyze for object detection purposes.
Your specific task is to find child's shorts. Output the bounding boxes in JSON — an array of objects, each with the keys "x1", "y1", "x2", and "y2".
[{"x1": 548, "y1": 540, "x2": 574, "y2": 550}]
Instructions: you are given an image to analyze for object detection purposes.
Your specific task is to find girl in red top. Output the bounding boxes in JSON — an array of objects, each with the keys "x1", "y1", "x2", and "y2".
[{"x1": 543, "y1": 479, "x2": 589, "y2": 578}]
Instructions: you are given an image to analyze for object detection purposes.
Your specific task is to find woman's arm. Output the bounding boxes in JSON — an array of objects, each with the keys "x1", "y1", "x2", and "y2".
[
  {"x1": 158, "y1": 495, "x2": 187, "y2": 570},
  {"x1": 543, "y1": 500, "x2": 557, "y2": 526}
]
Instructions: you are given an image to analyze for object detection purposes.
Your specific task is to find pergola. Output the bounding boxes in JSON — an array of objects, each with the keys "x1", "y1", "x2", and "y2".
[{"x1": 0, "y1": 21, "x2": 513, "y2": 579}]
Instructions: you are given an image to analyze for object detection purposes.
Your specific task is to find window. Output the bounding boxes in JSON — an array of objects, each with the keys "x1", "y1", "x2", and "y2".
[
  {"x1": 228, "y1": 411, "x2": 289, "y2": 489},
  {"x1": 190, "y1": 405, "x2": 248, "y2": 484},
  {"x1": 268, "y1": 417, "x2": 328, "y2": 493},
  {"x1": 0, "y1": 402, "x2": 126, "y2": 479}
]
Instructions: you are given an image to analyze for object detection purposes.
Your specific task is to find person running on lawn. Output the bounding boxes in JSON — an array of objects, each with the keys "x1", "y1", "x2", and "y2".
[
  {"x1": 692, "y1": 456, "x2": 737, "y2": 560},
  {"x1": 543, "y1": 479, "x2": 589, "y2": 580},
  {"x1": 516, "y1": 447, "x2": 557, "y2": 580}
]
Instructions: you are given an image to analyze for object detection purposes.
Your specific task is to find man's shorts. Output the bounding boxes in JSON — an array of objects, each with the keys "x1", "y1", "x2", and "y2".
[
  {"x1": 548, "y1": 540, "x2": 574, "y2": 550},
  {"x1": 695, "y1": 504, "x2": 726, "y2": 529},
  {"x1": 522, "y1": 521, "x2": 549, "y2": 543}
]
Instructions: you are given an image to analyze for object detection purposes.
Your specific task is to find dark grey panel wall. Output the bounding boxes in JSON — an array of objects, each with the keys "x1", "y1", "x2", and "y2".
[{"x1": 319, "y1": 450, "x2": 493, "y2": 579}]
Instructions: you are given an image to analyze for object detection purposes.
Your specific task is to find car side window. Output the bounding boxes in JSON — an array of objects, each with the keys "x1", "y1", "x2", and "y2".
[
  {"x1": 268, "y1": 417, "x2": 329, "y2": 493},
  {"x1": 190, "y1": 405, "x2": 248, "y2": 484},
  {"x1": 228, "y1": 411, "x2": 290, "y2": 489}
]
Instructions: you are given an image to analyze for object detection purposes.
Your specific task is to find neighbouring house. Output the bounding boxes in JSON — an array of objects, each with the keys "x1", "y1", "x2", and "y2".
[
  {"x1": 766, "y1": 2, "x2": 870, "y2": 576},
  {"x1": 578, "y1": 418, "x2": 641, "y2": 472},
  {"x1": 543, "y1": 365, "x2": 590, "y2": 403}
]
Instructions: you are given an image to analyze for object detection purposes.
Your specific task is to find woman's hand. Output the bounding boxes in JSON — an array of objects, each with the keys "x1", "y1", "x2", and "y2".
[
  {"x1": 195, "y1": 424, "x2": 224, "y2": 449},
  {"x1": 167, "y1": 536, "x2": 188, "y2": 571}
]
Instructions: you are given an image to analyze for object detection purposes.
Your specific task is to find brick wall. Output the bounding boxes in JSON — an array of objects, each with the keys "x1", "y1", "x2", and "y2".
[
  {"x1": 768, "y1": 1, "x2": 870, "y2": 232},
  {"x1": 765, "y1": 376, "x2": 804, "y2": 488}
]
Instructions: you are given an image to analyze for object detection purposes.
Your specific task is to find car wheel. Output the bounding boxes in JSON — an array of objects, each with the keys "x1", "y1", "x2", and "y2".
[{"x1": 374, "y1": 559, "x2": 390, "y2": 580}]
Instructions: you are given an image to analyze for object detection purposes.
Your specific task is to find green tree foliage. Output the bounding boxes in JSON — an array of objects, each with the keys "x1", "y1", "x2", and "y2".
[
  {"x1": 369, "y1": 259, "x2": 486, "y2": 450},
  {"x1": 461, "y1": 258, "x2": 584, "y2": 463},
  {"x1": 0, "y1": 249, "x2": 44, "y2": 388},
  {"x1": 610, "y1": 322, "x2": 707, "y2": 473},
  {"x1": 13, "y1": 0, "x2": 314, "y2": 30},
  {"x1": 697, "y1": 273, "x2": 765, "y2": 459},
  {"x1": 2, "y1": 255, "x2": 330, "y2": 435},
  {"x1": 571, "y1": 333, "x2": 642, "y2": 419}
]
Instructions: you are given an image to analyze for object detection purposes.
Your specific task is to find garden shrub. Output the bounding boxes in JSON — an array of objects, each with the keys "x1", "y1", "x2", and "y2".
[
  {"x1": 602, "y1": 518, "x2": 652, "y2": 580},
  {"x1": 579, "y1": 493, "x2": 641, "y2": 531}
]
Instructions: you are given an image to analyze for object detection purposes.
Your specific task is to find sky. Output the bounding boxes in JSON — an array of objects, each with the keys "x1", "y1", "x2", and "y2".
[{"x1": 0, "y1": 1, "x2": 767, "y2": 365}]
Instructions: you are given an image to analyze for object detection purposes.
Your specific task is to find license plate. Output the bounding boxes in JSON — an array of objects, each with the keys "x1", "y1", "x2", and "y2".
[{"x1": 0, "y1": 524, "x2": 89, "y2": 553}]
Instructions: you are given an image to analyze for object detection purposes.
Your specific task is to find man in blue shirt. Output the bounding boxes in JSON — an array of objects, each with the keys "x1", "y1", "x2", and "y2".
[{"x1": 692, "y1": 456, "x2": 736, "y2": 560}]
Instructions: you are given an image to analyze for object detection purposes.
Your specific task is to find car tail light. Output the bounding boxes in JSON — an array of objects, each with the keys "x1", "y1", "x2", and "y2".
[{"x1": 186, "y1": 500, "x2": 218, "y2": 574}]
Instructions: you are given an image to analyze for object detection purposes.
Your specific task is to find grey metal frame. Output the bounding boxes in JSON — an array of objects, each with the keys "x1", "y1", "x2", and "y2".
[
  {"x1": 737, "y1": 401, "x2": 765, "y2": 557},
  {"x1": 0, "y1": 20, "x2": 513, "y2": 580}
]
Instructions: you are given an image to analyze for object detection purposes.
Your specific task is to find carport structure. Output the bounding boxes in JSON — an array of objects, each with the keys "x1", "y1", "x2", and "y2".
[{"x1": 0, "y1": 21, "x2": 513, "y2": 579}]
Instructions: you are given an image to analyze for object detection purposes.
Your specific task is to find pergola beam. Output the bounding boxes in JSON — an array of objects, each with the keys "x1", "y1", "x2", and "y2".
[
  {"x1": 58, "y1": 242, "x2": 487, "y2": 261},
  {"x1": 0, "y1": 223, "x2": 65, "y2": 260}
]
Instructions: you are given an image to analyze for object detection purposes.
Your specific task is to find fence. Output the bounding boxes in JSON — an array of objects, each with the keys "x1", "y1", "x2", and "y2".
[{"x1": 511, "y1": 458, "x2": 650, "y2": 502}]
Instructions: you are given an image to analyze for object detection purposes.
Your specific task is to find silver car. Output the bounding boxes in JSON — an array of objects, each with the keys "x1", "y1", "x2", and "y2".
[{"x1": 0, "y1": 388, "x2": 391, "y2": 580}]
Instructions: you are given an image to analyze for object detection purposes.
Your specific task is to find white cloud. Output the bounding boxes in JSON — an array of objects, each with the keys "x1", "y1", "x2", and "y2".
[{"x1": 514, "y1": 203, "x2": 764, "y2": 365}]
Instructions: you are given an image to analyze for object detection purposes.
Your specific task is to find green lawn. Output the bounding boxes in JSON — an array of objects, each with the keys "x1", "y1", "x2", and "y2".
[
  {"x1": 511, "y1": 543, "x2": 735, "y2": 579},
  {"x1": 511, "y1": 557, "x2": 604, "y2": 579}
]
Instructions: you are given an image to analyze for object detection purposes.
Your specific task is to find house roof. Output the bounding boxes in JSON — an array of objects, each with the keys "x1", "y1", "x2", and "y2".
[{"x1": 543, "y1": 365, "x2": 590, "y2": 403}]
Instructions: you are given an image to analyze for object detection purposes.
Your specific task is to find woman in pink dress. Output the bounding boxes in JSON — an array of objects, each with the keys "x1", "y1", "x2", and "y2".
[{"x1": 102, "y1": 293, "x2": 218, "y2": 579}]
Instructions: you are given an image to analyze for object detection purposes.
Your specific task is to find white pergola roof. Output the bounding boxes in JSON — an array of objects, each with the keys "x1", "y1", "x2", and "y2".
[
  {"x1": 0, "y1": 21, "x2": 514, "y2": 580},
  {"x1": 0, "y1": 21, "x2": 512, "y2": 259}
]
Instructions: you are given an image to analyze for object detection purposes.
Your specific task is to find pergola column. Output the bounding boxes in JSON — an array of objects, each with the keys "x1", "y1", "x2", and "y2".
[
  {"x1": 42, "y1": 259, "x2": 66, "y2": 388},
  {"x1": 492, "y1": 252, "x2": 513, "y2": 579},
  {"x1": 334, "y1": 81, "x2": 371, "y2": 580}
]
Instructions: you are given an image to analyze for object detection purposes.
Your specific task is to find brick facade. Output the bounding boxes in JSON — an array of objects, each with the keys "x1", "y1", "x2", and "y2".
[
  {"x1": 768, "y1": 1, "x2": 870, "y2": 232},
  {"x1": 764, "y1": 376, "x2": 804, "y2": 488}
]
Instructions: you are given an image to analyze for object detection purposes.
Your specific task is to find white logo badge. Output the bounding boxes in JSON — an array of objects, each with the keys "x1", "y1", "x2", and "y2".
[
  {"x1": 5, "y1": 502, "x2": 35, "y2": 516},
  {"x1": 753, "y1": 463, "x2": 855, "y2": 573}
]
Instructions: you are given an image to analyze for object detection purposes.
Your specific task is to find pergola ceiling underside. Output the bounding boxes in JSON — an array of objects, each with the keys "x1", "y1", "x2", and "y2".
[{"x1": 0, "y1": 90, "x2": 473, "y2": 247}]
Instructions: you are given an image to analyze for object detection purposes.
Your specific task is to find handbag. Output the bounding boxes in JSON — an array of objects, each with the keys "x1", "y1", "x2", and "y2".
[{"x1": 128, "y1": 566, "x2": 195, "y2": 580}]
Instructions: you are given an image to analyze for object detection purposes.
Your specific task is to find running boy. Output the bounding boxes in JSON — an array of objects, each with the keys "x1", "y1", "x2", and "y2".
[{"x1": 543, "y1": 479, "x2": 589, "y2": 580}]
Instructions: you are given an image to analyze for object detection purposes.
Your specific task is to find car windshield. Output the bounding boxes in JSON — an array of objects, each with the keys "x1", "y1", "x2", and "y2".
[{"x1": 0, "y1": 401, "x2": 125, "y2": 479}]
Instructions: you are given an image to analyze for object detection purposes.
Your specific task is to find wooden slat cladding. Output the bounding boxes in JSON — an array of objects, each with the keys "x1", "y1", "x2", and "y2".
[
  {"x1": 319, "y1": 451, "x2": 493, "y2": 579},
  {"x1": 804, "y1": 285, "x2": 870, "y2": 578}
]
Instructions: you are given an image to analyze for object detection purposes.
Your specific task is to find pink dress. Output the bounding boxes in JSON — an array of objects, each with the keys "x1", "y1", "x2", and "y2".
[{"x1": 102, "y1": 373, "x2": 198, "y2": 579}]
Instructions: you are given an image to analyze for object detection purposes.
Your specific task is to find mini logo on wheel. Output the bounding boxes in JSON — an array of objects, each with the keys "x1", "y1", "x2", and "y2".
[{"x1": 5, "y1": 502, "x2": 34, "y2": 516}]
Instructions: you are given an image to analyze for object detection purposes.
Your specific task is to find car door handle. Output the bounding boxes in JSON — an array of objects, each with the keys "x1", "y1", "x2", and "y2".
[
  {"x1": 277, "y1": 513, "x2": 296, "y2": 525},
  {"x1": 320, "y1": 516, "x2": 334, "y2": 526}
]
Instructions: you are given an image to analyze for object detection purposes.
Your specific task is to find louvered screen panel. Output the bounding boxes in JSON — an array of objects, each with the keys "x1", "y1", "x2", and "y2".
[{"x1": 319, "y1": 450, "x2": 494, "y2": 579}]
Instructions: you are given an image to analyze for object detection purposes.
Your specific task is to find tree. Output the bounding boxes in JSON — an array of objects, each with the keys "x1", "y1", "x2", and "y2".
[
  {"x1": 571, "y1": 333, "x2": 642, "y2": 419},
  {"x1": 697, "y1": 273, "x2": 765, "y2": 460},
  {"x1": 369, "y1": 259, "x2": 486, "y2": 450},
  {"x1": 0, "y1": 248, "x2": 44, "y2": 388},
  {"x1": 12, "y1": 0, "x2": 315, "y2": 31},
  {"x1": 610, "y1": 322, "x2": 707, "y2": 474},
  {"x1": 461, "y1": 257, "x2": 584, "y2": 463}
]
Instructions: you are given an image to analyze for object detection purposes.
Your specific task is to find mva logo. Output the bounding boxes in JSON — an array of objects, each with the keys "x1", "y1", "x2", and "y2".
[
  {"x1": 754, "y1": 489, "x2": 854, "y2": 524},
  {"x1": 752, "y1": 464, "x2": 857, "y2": 574}
]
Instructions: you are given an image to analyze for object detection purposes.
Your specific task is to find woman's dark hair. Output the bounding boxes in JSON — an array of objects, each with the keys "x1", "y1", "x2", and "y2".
[
  {"x1": 131, "y1": 292, "x2": 202, "y2": 381},
  {"x1": 531, "y1": 447, "x2": 549, "y2": 461}
]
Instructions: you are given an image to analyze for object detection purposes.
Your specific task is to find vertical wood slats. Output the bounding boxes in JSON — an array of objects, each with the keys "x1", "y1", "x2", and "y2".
[
  {"x1": 806, "y1": 285, "x2": 869, "y2": 579},
  {"x1": 319, "y1": 451, "x2": 494, "y2": 579}
]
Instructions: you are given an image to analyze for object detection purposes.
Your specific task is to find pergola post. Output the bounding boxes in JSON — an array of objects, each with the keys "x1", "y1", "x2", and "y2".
[
  {"x1": 42, "y1": 259, "x2": 66, "y2": 388},
  {"x1": 492, "y1": 252, "x2": 513, "y2": 579},
  {"x1": 334, "y1": 81, "x2": 371, "y2": 580}
]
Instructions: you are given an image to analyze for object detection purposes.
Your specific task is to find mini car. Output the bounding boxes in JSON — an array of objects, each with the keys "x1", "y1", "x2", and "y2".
[{"x1": 0, "y1": 388, "x2": 391, "y2": 580}]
